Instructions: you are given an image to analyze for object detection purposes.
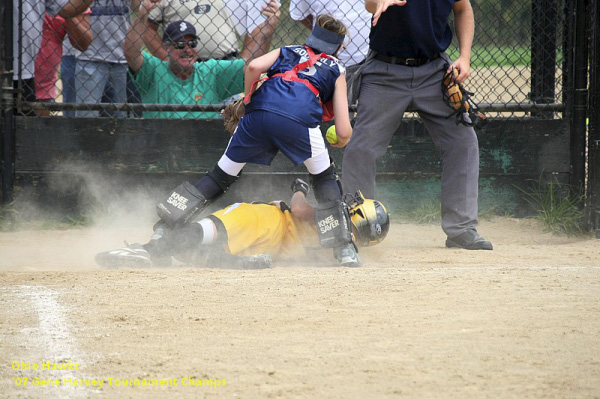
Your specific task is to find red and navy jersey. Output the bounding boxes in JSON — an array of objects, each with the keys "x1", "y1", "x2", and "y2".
[{"x1": 245, "y1": 45, "x2": 345, "y2": 128}]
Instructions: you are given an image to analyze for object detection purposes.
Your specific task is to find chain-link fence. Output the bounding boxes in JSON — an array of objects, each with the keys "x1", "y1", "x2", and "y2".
[{"x1": 9, "y1": 0, "x2": 565, "y2": 119}]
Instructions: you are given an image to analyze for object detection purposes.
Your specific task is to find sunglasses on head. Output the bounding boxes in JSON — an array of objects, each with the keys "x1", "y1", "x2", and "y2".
[{"x1": 172, "y1": 39, "x2": 198, "y2": 50}]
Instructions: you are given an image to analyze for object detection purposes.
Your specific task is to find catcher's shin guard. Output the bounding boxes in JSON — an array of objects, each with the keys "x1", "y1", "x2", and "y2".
[
  {"x1": 310, "y1": 164, "x2": 343, "y2": 203},
  {"x1": 315, "y1": 200, "x2": 361, "y2": 267},
  {"x1": 157, "y1": 181, "x2": 208, "y2": 228},
  {"x1": 314, "y1": 200, "x2": 353, "y2": 248},
  {"x1": 199, "y1": 165, "x2": 239, "y2": 200}
]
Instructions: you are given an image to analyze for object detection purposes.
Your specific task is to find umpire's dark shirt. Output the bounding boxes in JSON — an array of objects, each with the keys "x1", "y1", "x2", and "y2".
[{"x1": 369, "y1": 0, "x2": 459, "y2": 59}]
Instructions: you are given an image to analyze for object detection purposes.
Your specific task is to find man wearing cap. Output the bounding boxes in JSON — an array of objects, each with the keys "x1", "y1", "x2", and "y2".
[
  {"x1": 144, "y1": 0, "x2": 281, "y2": 62},
  {"x1": 124, "y1": 0, "x2": 279, "y2": 119}
]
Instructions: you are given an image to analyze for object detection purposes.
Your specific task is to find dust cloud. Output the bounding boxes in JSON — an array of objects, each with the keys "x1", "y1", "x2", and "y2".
[{"x1": 1, "y1": 161, "x2": 164, "y2": 271}]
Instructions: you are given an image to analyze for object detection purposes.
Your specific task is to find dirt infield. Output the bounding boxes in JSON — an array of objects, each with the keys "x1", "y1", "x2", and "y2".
[{"x1": 1, "y1": 217, "x2": 599, "y2": 398}]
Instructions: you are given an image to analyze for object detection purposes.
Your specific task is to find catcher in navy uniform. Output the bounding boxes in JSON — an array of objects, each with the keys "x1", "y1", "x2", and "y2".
[{"x1": 150, "y1": 15, "x2": 365, "y2": 267}]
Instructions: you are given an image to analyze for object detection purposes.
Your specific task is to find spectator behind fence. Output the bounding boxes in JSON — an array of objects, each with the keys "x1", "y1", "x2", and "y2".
[
  {"x1": 144, "y1": 0, "x2": 279, "y2": 62},
  {"x1": 289, "y1": 0, "x2": 370, "y2": 72},
  {"x1": 12, "y1": 0, "x2": 94, "y2": 114},
  {"x1": 64, "y1": 36, "x2": 142, "y2": 119},
  {"x1": 34, "y1": 10, "x2": 92, "y2": 117},
  {"x1": 289, "y1": 0, "x2": 371, "y2": 108},
  {"x1": 124, "y1": 0, "x2": 279, "y2": 119},
  {"x1": 61, "y1": 41, "x2": 79, "y2": 117},
  {"x1": 341, "y1": 0, "x2": 493, "y2": 251},
  {"x1": 74, "y1": 0, "x2": 141, "y2": 118}
]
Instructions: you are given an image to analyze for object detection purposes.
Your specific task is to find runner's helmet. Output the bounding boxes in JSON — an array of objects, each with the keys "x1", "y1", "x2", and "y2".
[{"x1": 345, "y1": 191, "x2": 390, "y2": 247}]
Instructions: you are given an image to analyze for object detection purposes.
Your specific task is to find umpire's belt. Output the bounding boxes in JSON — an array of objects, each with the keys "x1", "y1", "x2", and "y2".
[{"x1": 374, "y1": 52, "x2": 440, "y2": 67}]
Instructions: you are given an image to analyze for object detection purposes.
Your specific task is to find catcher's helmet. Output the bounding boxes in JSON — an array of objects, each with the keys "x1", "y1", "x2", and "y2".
[{"x1": 345, "y1": 191, "x2": 390, "y2": 247}]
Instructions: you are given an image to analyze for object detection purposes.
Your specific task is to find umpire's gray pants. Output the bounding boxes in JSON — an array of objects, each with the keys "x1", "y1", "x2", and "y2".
[{"x1": 341, "y1": 54, "x2": 480, "y2": 238}]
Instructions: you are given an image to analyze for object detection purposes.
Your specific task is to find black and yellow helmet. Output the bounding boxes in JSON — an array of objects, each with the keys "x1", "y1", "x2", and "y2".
[{"x1": 345, "y1": 191, "x2": 390, "y2": 247}]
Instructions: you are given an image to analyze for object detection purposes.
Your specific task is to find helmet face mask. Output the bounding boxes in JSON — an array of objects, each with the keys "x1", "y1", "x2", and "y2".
[{"x1": 344, "y1": 191, "x2": 390, "y2": 247}]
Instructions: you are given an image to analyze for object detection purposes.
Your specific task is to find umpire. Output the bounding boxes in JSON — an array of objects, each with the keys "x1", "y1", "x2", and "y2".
[{"x1": 341, "y1": 0, "x2": 493, "y2": 250}]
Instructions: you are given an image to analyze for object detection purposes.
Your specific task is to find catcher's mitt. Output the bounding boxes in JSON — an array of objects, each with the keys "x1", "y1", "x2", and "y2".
[
  {"x1": 442, "y1": 66, "x2": 487, "y2": 130},
  {"x1": 221, "y1": 97, "x2": 246, "y2": 134}
]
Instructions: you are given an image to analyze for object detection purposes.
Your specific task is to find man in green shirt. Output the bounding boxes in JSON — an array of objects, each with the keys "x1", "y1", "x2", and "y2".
[{"x1": 124, "y1": 0, "x2": 280, "y2": 119}]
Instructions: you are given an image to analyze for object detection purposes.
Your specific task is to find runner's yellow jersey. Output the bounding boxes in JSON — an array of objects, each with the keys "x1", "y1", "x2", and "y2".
[{"x1": 210, "y1": 201, "x2": 318, "y2": 259}]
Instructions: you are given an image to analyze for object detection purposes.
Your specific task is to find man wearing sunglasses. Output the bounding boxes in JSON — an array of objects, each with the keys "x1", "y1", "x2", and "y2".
[
  {"x1": 144, "y1": 0, "x2": 279, "y2": 63},
  {"x1": 124, "y1": 0, "x2": 279, "y2": 119}
]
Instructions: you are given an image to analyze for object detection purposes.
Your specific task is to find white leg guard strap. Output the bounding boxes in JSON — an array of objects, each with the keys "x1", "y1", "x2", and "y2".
[{"x1": 197, "y1": 218, "x2": 217, "y2": 245}]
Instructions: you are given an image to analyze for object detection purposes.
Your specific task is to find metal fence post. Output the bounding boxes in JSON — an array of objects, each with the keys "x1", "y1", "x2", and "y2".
[
  {"x1": 1, "y1": 0, "x2": 15, "y2": 205},
  {"x1": 587, "y1": 0, "x2": 600, "y2": 235},
  {"x1": 568, "y1": 0, "x2": 589, "y2": 198}
]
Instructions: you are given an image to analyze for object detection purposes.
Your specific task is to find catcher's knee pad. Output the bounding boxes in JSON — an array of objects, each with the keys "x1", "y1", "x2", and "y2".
[
  {"x1": 314, "y1": 200, "x2": 353, "y2": 248},
  {"x1": 310, "y1": 164, "x2": 342, "y2": 203},
  {"x1": 205, "y1": 165, "x2": 238, "y2": 197},
  {"x1": 157, "y1": 181, "x2": 208, "y2": 228}
]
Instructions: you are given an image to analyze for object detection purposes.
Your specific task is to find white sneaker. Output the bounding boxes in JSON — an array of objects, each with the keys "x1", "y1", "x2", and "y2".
[
  {"x1": 95, "y1": 243, "x2": 152, "y2": 268},
  {"x1": 334, "y1": 244, "x2": 362, "y2": 267}
]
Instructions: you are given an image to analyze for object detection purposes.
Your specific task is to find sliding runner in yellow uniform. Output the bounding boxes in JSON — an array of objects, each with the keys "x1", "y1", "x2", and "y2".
[{"x1": 96, "y1": 179, "x2": 390, "y2": 269}]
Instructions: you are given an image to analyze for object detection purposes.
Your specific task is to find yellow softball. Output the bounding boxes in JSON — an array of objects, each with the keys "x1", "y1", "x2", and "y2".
[{"x1": 326, "y1": 125, "x2": 338, "y2": 145}]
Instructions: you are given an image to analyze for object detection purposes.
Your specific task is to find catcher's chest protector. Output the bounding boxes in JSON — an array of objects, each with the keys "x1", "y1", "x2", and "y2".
[{"x1": 245, "y1": 46, "x2": 336, "y2": 121}]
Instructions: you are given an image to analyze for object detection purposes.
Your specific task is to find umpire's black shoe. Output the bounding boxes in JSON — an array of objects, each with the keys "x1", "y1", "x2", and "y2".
[{"x1": 446, "y1": 230, "x2": 493, "y2": 250}]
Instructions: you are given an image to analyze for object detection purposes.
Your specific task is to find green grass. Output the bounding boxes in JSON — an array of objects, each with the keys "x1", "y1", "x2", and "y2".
[
  {"x1": 514, "y1": 177, "x2": 588, "y2": 236},
  {"x1": 446, "y1": 45, "x2": 563, "y2": 68},
  {"x1": 397, "y1": 198, "x2": 507, "y2": 225},
  {"x1": 0, "y1": 203, "x2": 89, "y2": 232},
  {"x1": 0, "y1": 203, "x2": 19, "y2": 232},
  {"x1": 400, "y1": 198, "x2": 442, "y2": 225}
]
